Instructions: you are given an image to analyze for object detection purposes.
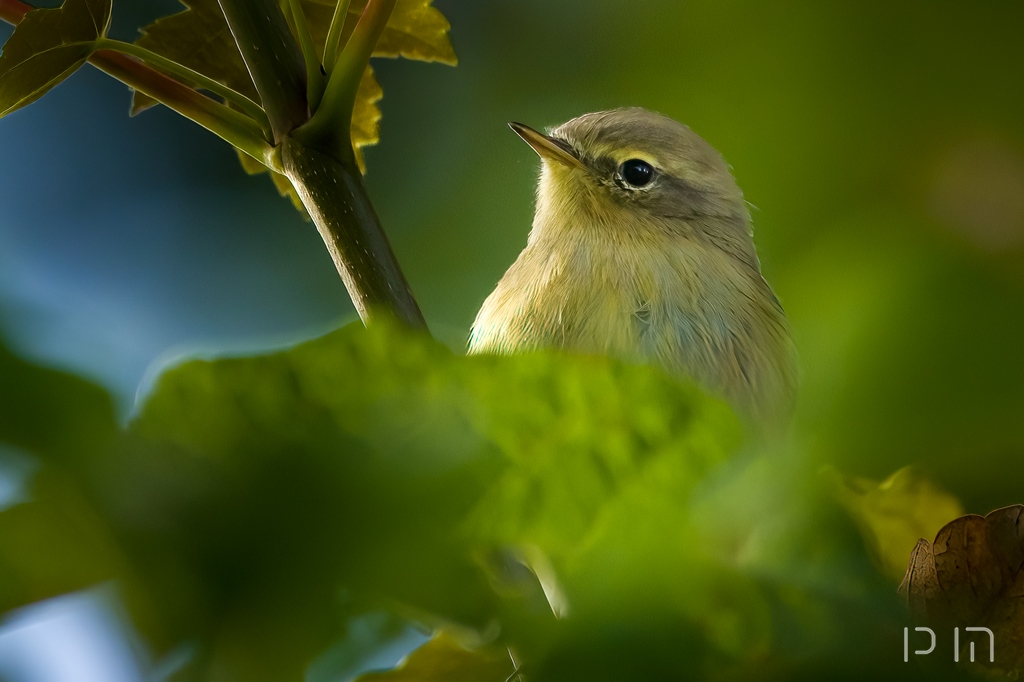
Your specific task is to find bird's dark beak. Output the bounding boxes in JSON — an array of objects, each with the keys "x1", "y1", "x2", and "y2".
[{"x1": 509, "y1": 122, "x2": 583, "y2": 169}]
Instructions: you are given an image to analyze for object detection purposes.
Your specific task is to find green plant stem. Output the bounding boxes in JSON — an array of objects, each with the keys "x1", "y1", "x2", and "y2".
[
  {"x1": 287, "y1": 0, "x2": 325, "y2": 111},
  {"x1": 322, "y1": 0, "x2": 351, "y2": 72},
  {"x1": 97, "y1": 38, "x2": 271, "y2": 137},
  {"x1": 0, "y1": 0, "x2": 273, "y2": 167},
  {"x1": 298, "y1": 0, "x2": 396, "y2": 160},
  {"x1": 216, "y1": 0, "x2": 308, "y2": 143},
  {"x1": 283, "y1": 0, "x2": 426, "y2": 328},
  {"x1": 281, "y1": 137, "x2": 426, "y2": 328}
]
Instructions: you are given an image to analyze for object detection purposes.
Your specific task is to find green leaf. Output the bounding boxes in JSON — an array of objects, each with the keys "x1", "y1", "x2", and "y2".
[
  {"x1": 350, "y1": 64, "x2": 382, "y2": 169},
  {"x1": 366, "y1": 0, "x2": 456, "y2": 65},
  {"x1": 128, "y1": 0, "x2": 255, "y2": 117},
  {"x1": 0, "y1": 320, "x2": 922, "y2": 678},
  {"x1": 107, "y1": 321, "x2": 746, "y2": 677},
  {"x1": 131, "y1": 0, "x2": 454, "y2": 202},
  {"x1": 0, "y1": 342, "x2": 128, "y2": 617},
  {"x1": 0, "y1": 470, "x2": 127, "y2": 614},
  {"x1": 108, "y1": 323, "x2": 502, "y2": 676},
  {"x1": 0, "y1": 342, "x2": 116, "y2": 463},
  {"x1": 831, "y1": 466, "x2": 964, "y2": 582},
  {"x1": 0, "y1": 0, "x2": 112, "y2": 118},
  {"x1": 305, "y1": 0, "x2": 457, "y2": 66}
]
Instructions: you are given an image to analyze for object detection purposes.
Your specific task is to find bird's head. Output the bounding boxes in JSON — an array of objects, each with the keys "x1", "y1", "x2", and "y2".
[{"x1": 511, "y1": 107, "x2": 758, "y2": 269}]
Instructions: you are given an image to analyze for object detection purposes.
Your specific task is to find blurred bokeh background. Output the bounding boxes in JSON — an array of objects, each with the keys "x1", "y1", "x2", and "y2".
[{"x1": 2, "y1": 0, "x2": 1024, "y2": 679}]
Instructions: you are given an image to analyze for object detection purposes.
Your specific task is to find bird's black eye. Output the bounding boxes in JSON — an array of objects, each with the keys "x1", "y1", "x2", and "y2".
[{"x1": 618, "y1": 159, "x2": 655, "y2": 188}]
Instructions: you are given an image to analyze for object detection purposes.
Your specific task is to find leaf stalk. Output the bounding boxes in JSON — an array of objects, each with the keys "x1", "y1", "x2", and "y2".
[
  {"x1": 287, "y1": 0, "x2": 326, "y2": 111},
  {"x1": 322, "y1": 0, "x2": 351, "y2": 72},
  {"x1": 97, "y1": 38, "x2": 272, "y2": 138},
  {"x1": 92, "y1": 49, "x2": 275, "y2": 166}
]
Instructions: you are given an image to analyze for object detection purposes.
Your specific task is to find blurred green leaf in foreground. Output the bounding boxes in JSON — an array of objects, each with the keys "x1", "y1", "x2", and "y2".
[
  {"x1": 0, "y1": 323, "x2": 971, "y2": 681},
  {"x1": 832, "y1": 467, "x2": 965, "y2": 583}
]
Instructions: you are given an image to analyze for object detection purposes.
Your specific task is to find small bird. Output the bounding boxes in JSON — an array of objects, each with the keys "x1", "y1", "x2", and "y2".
[{"x1": 469, "y1": 108, "x2": 797, "y2": 426}]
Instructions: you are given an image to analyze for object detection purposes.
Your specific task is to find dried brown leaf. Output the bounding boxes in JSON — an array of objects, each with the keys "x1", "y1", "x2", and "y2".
[{"x1": 899, "y1": 505, "x2": 1024, "y2": 674}]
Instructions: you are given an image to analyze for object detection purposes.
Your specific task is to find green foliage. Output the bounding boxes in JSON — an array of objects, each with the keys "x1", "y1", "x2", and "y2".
[
  {"x1": 831, "y1": 467, "x2": 964, "y2": 582},
  {"x1": 0, "y1": 0, "x2": 110, "y2": 117},
  {"x1": 0, "y1": 340, "x2": 122, "y2": 623},
  {"x1": 295, "y1": 0, "x2": 456, "y2": 66},
  {"x1": 0, "y1": 322, "x2": 970, "y2": 680},
  {"x1": 0, "y1": 342, "x2": 115, "y2": 465},
  {"x1": 128, "y1": 0, "x2": 253, "y2": 115},
  {"x1": 116, "y1": 319, "x2": 748, "y2": 677},
  {"x1": 132, "y1": 0, "x2": 454, "y2": 204},
  {"x1": 329, "y1": 0, "x2": 456, "y2": 64}
]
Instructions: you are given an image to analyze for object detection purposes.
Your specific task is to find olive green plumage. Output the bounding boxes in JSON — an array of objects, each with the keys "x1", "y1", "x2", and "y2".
[{"x1": 470, "y1": 108, "x2": 797, "y2": 426}]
